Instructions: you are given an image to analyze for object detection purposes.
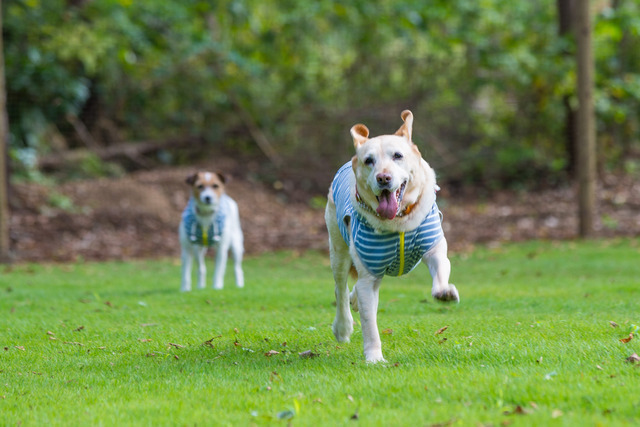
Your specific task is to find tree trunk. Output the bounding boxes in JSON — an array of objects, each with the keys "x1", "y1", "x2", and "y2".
[
  {"x1": 0, "y1": 2, "x2": 11, "y2": 262},
  {"x1": 575, "y1": 0, "x2": 597, "y2": 237}
]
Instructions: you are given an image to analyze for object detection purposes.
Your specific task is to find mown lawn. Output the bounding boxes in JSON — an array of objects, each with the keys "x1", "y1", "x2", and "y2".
[{"x1": 1, "y1": 239, "x2": 639, "y2": 426}]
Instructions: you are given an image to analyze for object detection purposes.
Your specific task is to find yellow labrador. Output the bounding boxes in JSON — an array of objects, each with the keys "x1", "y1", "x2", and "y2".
[{"x1": 325, "y1": 110, "x2": 458, "y2": 363}]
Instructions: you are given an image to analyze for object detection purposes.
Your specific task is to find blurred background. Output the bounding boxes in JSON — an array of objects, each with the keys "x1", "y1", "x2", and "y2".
[{"x1": 2, "y1": 0, "x2": 640, "y2": 262}]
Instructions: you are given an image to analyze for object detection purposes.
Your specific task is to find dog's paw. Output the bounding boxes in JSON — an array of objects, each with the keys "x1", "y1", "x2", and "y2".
[
  {"x1": 364, "y1": 352, "x2": 386, "y2": 364},
  {"x1": 433, "y1": 284, "x2": 460, "y2": 303},
  {"x1": 349, "y1": 289, "x2": 359, "y2": 312},
  {"x1": 332, "y1": 319, "x2": 354, "y2": 343}
]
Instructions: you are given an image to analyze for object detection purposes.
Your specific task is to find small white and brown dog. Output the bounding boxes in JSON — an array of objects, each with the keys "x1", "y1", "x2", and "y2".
[
  {"x1": 179, "y1": 171, "x2": 244, "y2": 291},
  {"x1": 325, "y1": 110, "x2": 459, "y2": 363}
]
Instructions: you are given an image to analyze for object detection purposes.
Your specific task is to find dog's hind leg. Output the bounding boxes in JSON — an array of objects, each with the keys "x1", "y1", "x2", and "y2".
[
  {"x1": 230, "y1": 234, "x2": 244, "y2": 288},
  {"x1": 424, "y1": 238, "x2": 459, "y2": 303},
  {"x1": 330, "y1": 238, "x2": 354, "y2": 343}
]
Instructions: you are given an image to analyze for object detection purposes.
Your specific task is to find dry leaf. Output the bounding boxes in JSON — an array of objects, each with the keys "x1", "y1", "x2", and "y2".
[
  {"x1": 347, "y1": 394, "x2": 354, "y2": 402},
  {"x1": 74, "y1": 326, "x2": 85, "y2": 332},
  {"x1": 381, "y1": 328, "x2": 394, "y2": 335},
  {"x1": 438, "y1": 338, "x2": 448, "y2": 344},
  {"x1": 626, "y1": 353, "x2": 640, "y2": 364},
  {"x1": 140, "y1": 323, "x2": 158, "y2": 328},
  {"x1": 62, "y1": 342, "x2": 83, "y2": 346},
  {"x1": 146, "y1": 353, "x2": 156, "y2": 357},
  {"x1": 350, "y1": 410, "x2": 359, "y2": 420},
  {"x1": 265, "y1": 350, "x2": 280, "y2": 357},
  {"x1": 104, "y1": 301, "x2": 113, "y2": 307},
  {"x1": 620, "y1": 333, "x2": 633, "y2": 344},
  {"x1": 138, "y1": 338, "x2": 153, "y2": 343},
  {"x1": 299, "y1": 350, "x2": 319, "y2": 359},
  {"x1": 15, "y1": 346, "x2": 25, "y2": 351},
  {"x1": 609, "y1": 321, "x2": 618, "y2": 328},
  {"x1": 168, "y1": 342, "x2": 184, "y2": 349},
  {"x1": 536, "y1": 357, "x2": 543, "y2": 364},
  {"x1": 202, "y1": 335, "x2": 221, "y2": 347},
  {"x1": 46, "y1": 331, "x2": 55, "y2": 336},
  {"x1": 435, "y1": 325, "x2": 449, "y2": 335},
  {"x1": 551, "y1": 409, "x2": 563, "y2": 418},
  {"x1": 596, "y1": 365, "x2": 603, "y2": 370}
]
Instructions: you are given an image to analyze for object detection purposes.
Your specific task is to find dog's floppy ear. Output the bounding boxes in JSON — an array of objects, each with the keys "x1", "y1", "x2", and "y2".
[
  {"x1": 215, "y1": 172, "x2": 227, "y2": 184},
  {"x1": 185, "y1": 173, "x2": 199, "y2": 186},
  {"x1": 394, "y1": 110, "x2": 413, "y2": 141},
  {"x1": 350, "y1": 124, "x2": 369, "y2": 148}
]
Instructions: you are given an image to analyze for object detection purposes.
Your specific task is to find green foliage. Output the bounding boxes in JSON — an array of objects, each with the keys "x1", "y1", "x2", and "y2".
[
  {"x1": 4, "y1": 1, "x2": 640, "y2": 186},
  {"x1": 1, "y1": 240, "x2": 639, "y2": 424}
]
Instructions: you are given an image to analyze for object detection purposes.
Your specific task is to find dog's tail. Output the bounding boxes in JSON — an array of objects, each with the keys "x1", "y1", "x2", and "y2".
[{"x1": 349, "y1": 264, "x2": 358, "y2": 280}]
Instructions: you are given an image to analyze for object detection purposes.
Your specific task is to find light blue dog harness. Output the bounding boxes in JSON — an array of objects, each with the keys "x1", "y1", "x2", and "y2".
[
  {"x1": 331, "y1": 162, "x2": 444, "y2": 278},
  {"x1": 182, "y1": 195, "x2": 229, "y2": 246}
]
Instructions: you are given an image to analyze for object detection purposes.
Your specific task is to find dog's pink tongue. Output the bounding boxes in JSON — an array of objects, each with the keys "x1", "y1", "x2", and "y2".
[{"x1": 376, "y1": 190, "x2": 398, "y2": 220}]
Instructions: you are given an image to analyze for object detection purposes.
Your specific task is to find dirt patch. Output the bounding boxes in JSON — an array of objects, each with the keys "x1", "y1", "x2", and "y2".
[{"x1": 7, "y1": 164, "x2": 640, "y2": 263}]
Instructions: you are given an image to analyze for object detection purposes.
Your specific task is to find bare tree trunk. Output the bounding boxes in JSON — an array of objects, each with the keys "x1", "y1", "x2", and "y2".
[
  {"x1": 575, "y1": 0, "x2": 597, "y2": 237},
  {"x1": 0, "y1": 1, "x2": 11, "y2": 262}
]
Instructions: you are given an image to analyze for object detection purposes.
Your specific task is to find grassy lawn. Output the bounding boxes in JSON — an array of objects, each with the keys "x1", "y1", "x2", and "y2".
[{"x1": 1, "y1": 239, "x2": 639, "y2": 426}]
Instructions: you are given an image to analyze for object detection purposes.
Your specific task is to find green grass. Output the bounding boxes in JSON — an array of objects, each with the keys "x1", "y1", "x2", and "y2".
[{"x1": 1, "y1": 240, "x2": 640, "y2": 426}]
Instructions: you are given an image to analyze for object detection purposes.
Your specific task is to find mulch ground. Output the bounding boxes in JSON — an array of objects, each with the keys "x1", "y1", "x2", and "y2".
[{"x1": 7, "y1": 161, "x2": 640, "y2": 263}]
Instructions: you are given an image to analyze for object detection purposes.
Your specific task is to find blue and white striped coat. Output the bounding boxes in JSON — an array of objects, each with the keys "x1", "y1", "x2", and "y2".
[
  {"x1": 331, "y1": 162, "x2": 444, "y2": 278},
  {"x1": 181, "y1": 195, "x2": 229, "y2": 246}
]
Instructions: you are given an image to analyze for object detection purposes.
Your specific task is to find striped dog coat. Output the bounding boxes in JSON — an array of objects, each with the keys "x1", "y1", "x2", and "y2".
[
  {"x1": 331, "y1": 162, "x2": 444, "y2": 278},
  {"x1": 181, "y1": 195, "x2": 229, "y2": 246}
]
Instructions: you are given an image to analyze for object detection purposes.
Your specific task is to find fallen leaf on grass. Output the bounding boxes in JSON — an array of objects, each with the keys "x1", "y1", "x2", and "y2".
[
  {"x1": 596, "y1": 365, "x2": 603, "y2": 370},
  {"x1": 140, "y1": 323, "x2": 158, "y2": 328},
  {"x1": 620, "y1": 333, "x2": 633, "y2": 343},
  {"x1": 146, "y1": 353, "x2": 156, "y2": 357},
  {"x1": 503, "y1": 405, "x2": 530, "y2": 416},
  {"x1": 104, "y1": 301, "x2": 113, "y2": 308},
  {"x1": 202, "y1": 336, "x2": 222, "y2": 347},
  {"x1": 63, "y1": 342, "x2": 83, "y2": 346},
  {"x1": 299, "y1": 350, "x2": 319, "y2": 359},
  {"x1": 435, "y1": 325, "x2": 449, "y2": 335},
  {"x1": 138, "y1": 339, "x2": 153, "y2": 343},
  {"x1": 438, "y1": 338, "x2": 447, "y2": 344},
  {"x1": 609, "y1": 321, "x2": 618, "y2": 328},
  {"x1": 626, "y1": 353, "x2": 640, "y2": 364},
  {"x1": 551, "y1": 409, "x2": 563, "y2": 418},
  {"x1": 350, "y1": 410, "x2": 359, "y2": 420},
  {"x1": 265, "y1": 350, "x2": 280, "y2": 357},
  {"x1": 46, "y1": 331, "x2": 55, "y2": 336},
  {"x1": 74, "y1": 326, "x2": 85, "y2": 332},
  {"x1": 381, "y1": 328, "x2": 393, "y2": 335},
  {"x1": 168, "y1": 342, "x2": 184, "y2": 349}
]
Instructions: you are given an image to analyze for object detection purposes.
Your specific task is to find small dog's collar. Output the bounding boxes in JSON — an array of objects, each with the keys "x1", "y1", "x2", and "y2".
[{"x1": 355, "y1": 187, "x2": 419, "y2": 219}]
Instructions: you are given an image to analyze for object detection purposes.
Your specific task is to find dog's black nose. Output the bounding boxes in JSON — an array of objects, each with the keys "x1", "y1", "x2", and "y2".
[
  {"x1": 376, "y1": 173, "x2": 392, "y2": 187},
  {"x1": 203, "y1": 196, "x2": 212, "y2": 204}
]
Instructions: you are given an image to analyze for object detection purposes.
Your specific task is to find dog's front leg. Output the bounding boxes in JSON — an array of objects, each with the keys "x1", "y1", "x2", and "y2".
[
  {"x1": 212, "y1": 244, "x2": 228, "y2": 290},
  {"x1": 195, "y1": 246, "x2": 207, "y2": 289},
  {"x1": 180, "y1": 247, "x2": 193, "y2": 292},
  {"x1": 424, "y1": 238, "x2": 459, "y2": 303},
  {"x1": 354, "y1": 273, "x2": 385, "y2": 363}
]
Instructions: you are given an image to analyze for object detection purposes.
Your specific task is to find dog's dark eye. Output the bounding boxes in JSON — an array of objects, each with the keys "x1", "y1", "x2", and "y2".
[
  {"x1": 197, "y1": 184, "x2": 205, "y2": 190},
  {"x1": 212, "y1": 184, "x2": 219, "y2": 189},
  {"x1": 364, "y1": 157, "x2": 375, "y2": 166},
  {"x1": 393, "y1": 152, "x2": 403, "y2": 160}
]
